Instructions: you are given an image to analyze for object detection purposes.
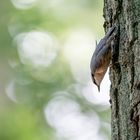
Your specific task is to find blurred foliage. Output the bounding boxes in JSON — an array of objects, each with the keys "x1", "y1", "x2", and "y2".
[{"x1": 0, "y1": 0, "x2": 110, "y2": 140}]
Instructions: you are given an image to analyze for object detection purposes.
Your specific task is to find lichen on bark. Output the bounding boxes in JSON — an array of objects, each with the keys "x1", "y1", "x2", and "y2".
[{"x1": 103, "y1": 0, "x2": 140, "y2": 139}]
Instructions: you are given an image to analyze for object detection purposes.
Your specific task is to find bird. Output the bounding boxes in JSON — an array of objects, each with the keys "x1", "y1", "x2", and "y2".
[{"x1": 90, "y1": 25, "x2": 116, "y2": 91}]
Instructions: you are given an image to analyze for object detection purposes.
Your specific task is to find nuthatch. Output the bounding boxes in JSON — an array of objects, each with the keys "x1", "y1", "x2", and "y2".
[{"x1": 90, "y1": 26, "x2": 116, "y2": 91}]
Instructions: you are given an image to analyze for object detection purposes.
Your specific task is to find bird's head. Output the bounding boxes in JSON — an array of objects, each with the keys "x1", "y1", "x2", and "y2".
[{"x1": 91, "y1": 73, "x2": 101, "y2": 92}]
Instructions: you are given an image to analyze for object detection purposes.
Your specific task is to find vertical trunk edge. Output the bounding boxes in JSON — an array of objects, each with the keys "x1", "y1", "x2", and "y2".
[{"x1": 103, "y1": 0, "x2": 140, "y2": 140}]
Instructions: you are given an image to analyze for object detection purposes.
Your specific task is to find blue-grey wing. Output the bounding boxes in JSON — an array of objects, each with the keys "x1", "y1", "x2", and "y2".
[
  {"x1": 94, "y1": 26, "x2": 116, "y2": 56},
  {"x1": 90, "y1": 25, "x2": 116, "y2": 73}
]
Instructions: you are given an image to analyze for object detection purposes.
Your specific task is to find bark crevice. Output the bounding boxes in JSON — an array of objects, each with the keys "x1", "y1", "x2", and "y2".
[{"x1": 104, "y1": 0, "x2": 140, "y2": 139}]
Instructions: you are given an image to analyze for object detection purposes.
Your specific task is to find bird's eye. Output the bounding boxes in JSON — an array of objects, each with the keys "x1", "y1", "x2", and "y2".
[
  {"x1": 93, "y1": 79, "x2": 96, "y2": 84},
  {"x1": 91, "y1": 73, "x2": 96, "y2": 84}
]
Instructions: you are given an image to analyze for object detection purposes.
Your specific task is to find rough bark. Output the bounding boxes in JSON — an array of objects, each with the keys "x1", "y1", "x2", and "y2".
[{"x1": 103, "y1": 0, "x2": 140, "y2": 139}]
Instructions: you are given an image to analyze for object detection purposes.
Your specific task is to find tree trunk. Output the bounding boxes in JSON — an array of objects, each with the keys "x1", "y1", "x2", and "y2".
[{"x1": 104, "y1": 0, "x2": 140, "y2": 139}]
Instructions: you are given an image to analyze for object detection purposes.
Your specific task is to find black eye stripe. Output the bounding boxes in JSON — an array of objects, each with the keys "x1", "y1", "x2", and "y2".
[{"x1": 93, "y1": 79, "x2": 96, "y2": 84}]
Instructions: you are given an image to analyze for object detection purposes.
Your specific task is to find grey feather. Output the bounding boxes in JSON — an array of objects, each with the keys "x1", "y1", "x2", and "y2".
[{"x1": 90, "y1": 25, "x2": 116, "y2": 91}]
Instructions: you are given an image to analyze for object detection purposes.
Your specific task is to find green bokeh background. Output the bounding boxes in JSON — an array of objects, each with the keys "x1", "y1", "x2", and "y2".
[{"x1": 0, "y1": 0, "x2": 110, "y2": 140}]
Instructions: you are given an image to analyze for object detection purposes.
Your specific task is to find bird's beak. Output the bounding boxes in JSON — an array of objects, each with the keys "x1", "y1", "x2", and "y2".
[{"x1": 97, "y1": 85, "x2": 100, "y2": 92}]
